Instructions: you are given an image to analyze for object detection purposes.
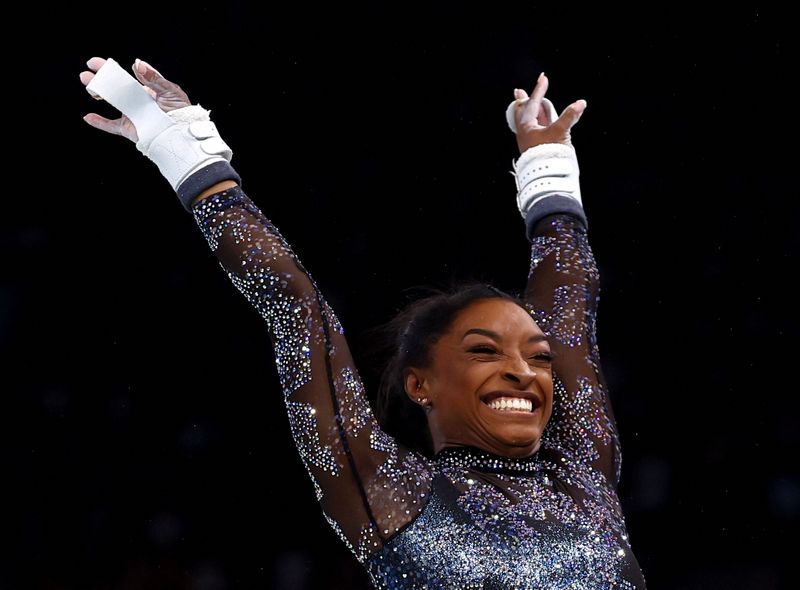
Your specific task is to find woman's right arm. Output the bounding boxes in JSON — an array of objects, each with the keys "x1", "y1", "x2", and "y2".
[
  {"x1": 80, "y1": 57, "x2": 432, "y2": 563},
  {"x1": 190, "y1": 184, "x2": 432, "y2": 560}
]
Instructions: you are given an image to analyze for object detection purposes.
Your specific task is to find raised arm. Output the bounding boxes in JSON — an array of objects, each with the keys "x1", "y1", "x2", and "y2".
[
  {"x1": 80, "y1": 57, "x2": 431, "y2": 562},
  {"x1": 506, "y1": 75, "x2": 622, "y2": 489}
]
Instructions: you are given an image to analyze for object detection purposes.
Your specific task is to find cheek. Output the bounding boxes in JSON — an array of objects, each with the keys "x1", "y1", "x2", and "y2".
[
  {"x1": 434, "y1": 365, "x2": 491, "y2": 409},
  {"x1": 540, "y1": 372, "x2": 555, "y2": 404},
  {"x1": 461, "y1": 363, "x2": 497, "y2": 388},
  {"x1": 444, "y1": 360, "x2": 490, "y2": 384}
]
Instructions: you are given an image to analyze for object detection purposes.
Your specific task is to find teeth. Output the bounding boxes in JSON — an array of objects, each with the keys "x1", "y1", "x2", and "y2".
[{"x1": 486, "y1": 397, "x2": 533, "y2": 412}]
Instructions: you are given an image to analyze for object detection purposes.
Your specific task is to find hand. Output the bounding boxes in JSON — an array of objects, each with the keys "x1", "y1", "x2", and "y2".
[
  {"x1": 79, "y1": 57, "x2": 191, "y2": 142},
  {"x1": 509, "y1": 73, "x2": 587, "y2": 153}
]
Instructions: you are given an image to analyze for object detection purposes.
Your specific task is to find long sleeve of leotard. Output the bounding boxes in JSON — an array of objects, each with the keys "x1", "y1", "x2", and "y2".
[
  {"x1": 522, "y1": 199, "x2": 623, "y2": 492},
  {"x1": 189, "y1": 187, "x2": 432, "y2": 563}
]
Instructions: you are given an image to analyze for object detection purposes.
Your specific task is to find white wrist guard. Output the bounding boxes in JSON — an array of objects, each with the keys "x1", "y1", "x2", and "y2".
[
  {"x1": 138, "y1": 104, "x2": 231, "y2": 191},
  {"x1": 510, "y1": 143, "x2": 582, "y2": 218},
  {"x1": 86, "y1": 58, "x2": 233, "y2": 191}
]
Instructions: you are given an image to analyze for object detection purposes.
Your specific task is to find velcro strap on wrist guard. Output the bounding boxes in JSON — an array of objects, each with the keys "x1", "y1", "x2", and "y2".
[
  {"x1": 510, "y1": 143, "x2": 581, "y2": 218},
  {"x1": 142, "y1": 105, "x2": 232, "y2": 190}
]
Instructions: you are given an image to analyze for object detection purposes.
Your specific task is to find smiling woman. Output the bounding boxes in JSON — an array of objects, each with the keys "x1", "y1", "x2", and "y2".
[
  {"x1": 375, "y1": 291, "x2": 556, "y2": 458},
  {"x1": 421, "y1": 298, "x2": 555, "y2": 455},
  {"x1": 80, "y1": 56, "x2": 647, "y2": 589}
]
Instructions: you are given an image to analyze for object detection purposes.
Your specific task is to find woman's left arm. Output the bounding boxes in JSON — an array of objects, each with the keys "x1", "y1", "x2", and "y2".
[{"x1": 507, "y1": 75, "x2": 622, "y2": 490}]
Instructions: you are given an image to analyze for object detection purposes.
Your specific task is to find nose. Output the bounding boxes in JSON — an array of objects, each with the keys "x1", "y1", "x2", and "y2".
[{"x1": 502, "y1": 355, "x2": 537, "y2": 386}]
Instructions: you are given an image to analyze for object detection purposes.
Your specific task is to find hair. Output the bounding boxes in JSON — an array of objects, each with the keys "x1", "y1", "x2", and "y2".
[{"x1": 369, "y1": 281, "x2": 528, "y2": 457}]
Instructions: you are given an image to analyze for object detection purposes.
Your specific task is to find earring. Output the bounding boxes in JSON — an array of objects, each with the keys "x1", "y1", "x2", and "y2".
[{"x1": 416, "y1": 397, "x2": 431, "y2": 408}]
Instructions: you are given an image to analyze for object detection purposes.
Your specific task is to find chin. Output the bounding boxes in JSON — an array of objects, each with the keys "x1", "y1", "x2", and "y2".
[
  {"x1": 493, "y1": 432, "x2": 542, "y2": 457},
  {"x1": 480, "y1": 407, "x2": 550, "y2": 457}
]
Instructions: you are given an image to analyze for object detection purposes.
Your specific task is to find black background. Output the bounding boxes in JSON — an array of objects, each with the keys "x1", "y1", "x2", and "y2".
[{"x1": 6, "y1": 4, "x2": 796, "y2": 589}]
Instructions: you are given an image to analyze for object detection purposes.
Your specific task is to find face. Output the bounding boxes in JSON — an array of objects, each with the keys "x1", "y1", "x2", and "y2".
[{"x1": 406, "y1": 298, "x2": 554, "y2": 457}]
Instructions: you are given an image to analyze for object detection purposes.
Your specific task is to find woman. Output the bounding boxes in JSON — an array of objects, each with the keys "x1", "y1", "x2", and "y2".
[{"x1": 80, "y1": 56, "x2": 647, "y2": 589}]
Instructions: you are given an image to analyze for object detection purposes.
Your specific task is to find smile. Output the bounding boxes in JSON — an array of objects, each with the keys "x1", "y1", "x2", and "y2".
[
  {"x1": 480, "y1": 390, "x2": 544, "y2": 414},
  {"x1": 485, "y1": 397, "x2": 533, "y2": 412}
]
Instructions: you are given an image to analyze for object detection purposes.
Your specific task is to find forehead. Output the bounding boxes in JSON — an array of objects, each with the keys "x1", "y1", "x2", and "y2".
[{"x1": 451, "y1": 298, "x2": 541, "y2": 335}]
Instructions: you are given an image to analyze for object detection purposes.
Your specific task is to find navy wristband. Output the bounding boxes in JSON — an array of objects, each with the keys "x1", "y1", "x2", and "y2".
[
  {"x1": 177, "y1": 161, "x2": 242, "y2": 212},
  {"x1": 524, "y1": 195, "x2": 588, "y2": 241}
]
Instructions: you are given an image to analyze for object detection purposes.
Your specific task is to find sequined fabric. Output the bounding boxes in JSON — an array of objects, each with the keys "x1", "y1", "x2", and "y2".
[
  {"x1": 192, "y1": 188, "x2": 646, "y2": 588},
  {"x1": 368, "y1": 446, "x2": 644, "y2": 589}
]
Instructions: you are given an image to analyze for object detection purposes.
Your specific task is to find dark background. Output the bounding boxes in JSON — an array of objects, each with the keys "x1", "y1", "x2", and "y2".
[{"x1": 5, "y1": 4, "x2": 796, "y2": 589}]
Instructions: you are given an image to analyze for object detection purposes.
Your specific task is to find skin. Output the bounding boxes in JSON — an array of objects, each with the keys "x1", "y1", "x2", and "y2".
[
  {"x1": 510, "y1": 72, "x2": 587, "y2": 153},
  {"x1": 404, "y1": 299, "x2": 555, "y2": 458}
]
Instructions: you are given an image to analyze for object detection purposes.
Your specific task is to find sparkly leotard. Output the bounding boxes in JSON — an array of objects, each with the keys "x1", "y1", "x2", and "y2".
[{"x1": 191, "y1": 187, "x2": 647, "y2": 589}]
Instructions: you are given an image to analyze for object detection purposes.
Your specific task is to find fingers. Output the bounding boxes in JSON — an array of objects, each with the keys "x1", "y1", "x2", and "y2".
[
  {"x1": 509, "y1": 72, "x2": 588, "y2": 149},
  {"x1": 79, "y1": 70, "x2": 95, "y2": 87},
  {"x1": 517, "y1": 96, "x2": 540, "y2": 130},
  {"x1": 552, "y1": 99, "x2": 587, "y2": 134},
  {"x1": 82, "y1": 113, "x2": 125, "y2": 136},
  {"x1": 529, "y1": 72, "x2": 549, "y2": 104},
  {"x1": 131, "y1": 58, "x2": 164, "y2": 86},
  {"x1": 87, "y1": 57, "x2": 107, "y2": 72},
  {"x1": 526, "y1": 73, "x2": 550, "y2": 127},
  {"x1": 80, "y1": 57, "x2": 108, "y2": 99},
  {"x1": 515, "y1": 72, "x2": 549, "y2": 130},
  {"x1": 531, "y1": 75, "x2": 556, "y2": 126},
  {"x1": 539, "y1": 98, "x2": 559, "y2": 127},
  {"x1": 131, "y1": 58, "x2": 191, "y2": 110},
  {"x1": 132, "y1": 58, "x2": 176, "y2": 96},
  {"x1": 80, "y1": 56, "x2": 170, "y2": 96}
]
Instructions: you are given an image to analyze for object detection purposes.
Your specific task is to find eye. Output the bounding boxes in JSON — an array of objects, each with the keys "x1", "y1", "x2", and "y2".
[
  {"x1": 469, "y1": 346, "x2": 497, "y2": 354},
  {"x1": 529, "y1": 351, "x2": 557, "y2": 364}
]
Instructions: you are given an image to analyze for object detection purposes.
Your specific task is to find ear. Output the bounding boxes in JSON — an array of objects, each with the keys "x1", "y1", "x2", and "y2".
[{"x1": 403, "y1": 368, "x2": 428, "y2": 405}]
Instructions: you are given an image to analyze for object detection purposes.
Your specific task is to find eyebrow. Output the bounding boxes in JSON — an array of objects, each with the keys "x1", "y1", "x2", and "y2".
[{"x1": 462, "y1": 328, "x2": 548, "y2": 343}]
